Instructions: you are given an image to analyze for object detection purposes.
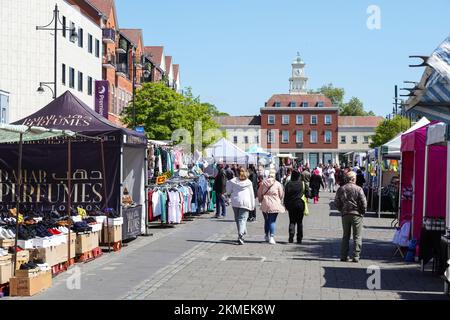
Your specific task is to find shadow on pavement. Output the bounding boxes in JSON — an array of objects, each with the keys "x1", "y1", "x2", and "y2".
[
  {"x1": 186, "y1": 239, "x2": 267, "y2": 245},
  {"x1": 322, "y1": 266, "x2": 448, "y2": 300}
]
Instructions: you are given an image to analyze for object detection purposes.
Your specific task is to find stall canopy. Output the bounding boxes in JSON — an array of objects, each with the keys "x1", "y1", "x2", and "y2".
[
  {"x1": 12, "y1": 91, "x2": 146, "y2": 145},
  {"x1": 0, "y1": 124, "x2": 75, "y2": 143},
  {"x1": 381, "y1": 117, "x2": 430, "y2": 158},
  {"x1": 204, "y1": 138, "x2": 249, "y2": 164},
  {"x1": 406, "y1": 35, "x2": 450, "y2": 122}
]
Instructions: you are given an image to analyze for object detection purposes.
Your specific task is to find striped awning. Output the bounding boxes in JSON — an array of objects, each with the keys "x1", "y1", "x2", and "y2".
[{"x1": 407, "y1": 35, "x2": 450, "y2": 122}]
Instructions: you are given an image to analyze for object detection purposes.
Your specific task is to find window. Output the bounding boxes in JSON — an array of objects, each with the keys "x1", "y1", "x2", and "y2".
[
  {"x1": 78, "y1": 71, "x2": 83, "y2": 92},
  {"x1": 282, "y1": 115, "x2": 289, "y2": 124},
  {"x1": 317, "y1": 101, "x2": 324, "y2": 107},
  {"x1": 69, "y1": 67, "x2": 75, "y2": 88},
  {"x1": 301, "y1": 102, "x2": 309, "y2": 108},
  {"x1": 352, "y1": 136, "x2": 358, "y2": 144},
  {"x1": 311, "y1": 115, "x2": 318, "y2": 125},
  {"x1": 274, "y1": 101, "x2": 281, "y2": 107},
  {"x1": 233, "y1": 136, "x2": 238, "y2": 144},
  {"x1": 62, "y1": 16, "x2": 66, "y2": 38},
  {"x1": 62, "y1": 64, "x2": 66, "y2": 85},
  {"x1": 78, "y1": 28, "x2": 83, "y2": 48},
  {"x1": 70, "y1": 22, "x2": 76, "y2": 42},
  {"x1": 88, "y1": 76, "x2": 93, "y2": 96},
  {"x1": 88, "y1": 34, "x2": 93, "y2": 53},
  {"x1": 282, "y1": 131, "x2": 289, "y2": 143},
  {"x1": 324, "y1": 115, "x2": 332, "y2": 125},
  {"x1": 325, "y1": 130, "x2": 332, "y2": 144},
  {"x1": 341, "y1": 136, "x2": 346, "y2": 144},
  {"x1": 290, "y1": 101, "x2": 296, "y2": 107},
  {"x1": 364, "y1": 136, "x2": 370, "y2": 144},
  {"x1": 296, "y1": 115, "x2": 303, "y2": 124},
  {"x1": 268, "y1": 115, "x2": 275, "y2": 125},
  {"x1": 267, "y1": 130, "x2": 275, "y2": 144},
  {"x1": 310, "y1": 130, "x2": 318, "y2": 144},
  {"x1": 0, "y1": 91, "x2": 9, "y2": 124},
  {"x1": 296, "y1": 130, "x2": 303, "y2": 143},
  {"x1": 255, "y1": 136, "x2": 259, "y2": 144},
  {"x1": 244, "y1": 136, "x2": 249, "y2": 144},
  {"x1": 95, "y1": 39, "x2": 100, "y2": 58}
]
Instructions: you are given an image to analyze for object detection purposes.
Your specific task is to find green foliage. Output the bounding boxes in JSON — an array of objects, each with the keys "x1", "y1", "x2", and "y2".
[
  {"x1": 318, "y1": 84, "x2": 375, "y2": 116},
  {"x1": 121, "y1": 82, "x2": 222, "y2": 148},
  {"x1": 318, "y1": 83, "x2": 345, "y2": 106},
  {"x1": 370, "y1": 116, "x2": 411, "y2": 148}
]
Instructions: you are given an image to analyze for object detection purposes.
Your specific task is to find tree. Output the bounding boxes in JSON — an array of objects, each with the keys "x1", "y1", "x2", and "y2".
[
  {"x1": 318, "y1": 84, "x2": 376, "y2": 116},
  {"x1": 340, "y1": 97, "x2": 366, "y2": 116},
  {"x1": 121, "y1": 82, "x2": 222, "y2": 148},
  {"x1": 318, "y1": 83, "x2": 345, "y2": 106},
  {"x1": 370, "y1": 116, "x2": 411, "y2": 148}
]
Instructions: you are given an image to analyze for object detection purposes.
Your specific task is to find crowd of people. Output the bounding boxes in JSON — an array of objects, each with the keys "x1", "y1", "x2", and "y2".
[{"x1": 213, "y1": 161, "x2": 373, "y2": 263}]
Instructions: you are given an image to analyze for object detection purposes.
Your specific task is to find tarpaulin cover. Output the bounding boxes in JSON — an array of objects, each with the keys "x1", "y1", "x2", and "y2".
[
  {"x1": 427, "y1": 122, "x2": 447, "y2": 145},
  {"x1": 12, "y1": 91, "x2": 146, "y2": 146},
  {"x1": 204, "y1": 138, "x2": 250, "y2": 164},
  {"x1": 0, "y1": 124, "x2": 75, "y2": 143}
]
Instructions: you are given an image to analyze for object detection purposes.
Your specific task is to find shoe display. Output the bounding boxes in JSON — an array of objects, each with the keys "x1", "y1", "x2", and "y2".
[{"x1": 269, "y1": 237, "x2": 276, "y2": 245}]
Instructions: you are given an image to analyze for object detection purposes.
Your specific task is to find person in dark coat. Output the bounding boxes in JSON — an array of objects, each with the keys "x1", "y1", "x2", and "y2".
[
  {"x1": 310, "y1": 169, "x2": 325, "y2": 204},
  {"x1": 214, "y1": 164, "x2": 227, "y2": 218},
  {"x1": 356, "y1": 169, "x2": 366, "y2": 188},
  {"x1": 284, "y1": 170, "x2": 310, "y2": 244},
  {"x1": 248, "y1": 165, "x2": 259, "y2": 222},
  {"x1": 224, "y1": 165, "x2": 235, "y2": 180}
]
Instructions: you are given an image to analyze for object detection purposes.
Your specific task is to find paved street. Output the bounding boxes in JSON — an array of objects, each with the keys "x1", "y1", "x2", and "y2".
[{"x1": 22, "y1": 191, "x2": 448, "y2": 300}]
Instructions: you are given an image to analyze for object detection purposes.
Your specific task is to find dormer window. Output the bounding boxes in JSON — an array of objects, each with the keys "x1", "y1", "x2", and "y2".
[
  {"x1": 317, "y1": 101, "x2": 324, "y2": 107},
  {"x1": 301, "y1": 102, "x2": 309, "y2": 108},
  {"x1": 290, "y1": 101, "x2": 296, "y2": 107},
  {"x1": 274, "y1": 102, "x2": 281, "y2": 107}
]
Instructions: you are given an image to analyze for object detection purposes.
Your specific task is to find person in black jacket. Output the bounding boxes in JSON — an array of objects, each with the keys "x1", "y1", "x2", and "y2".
[
  {"x1": 284, "y1": 170, "x2": 310, "y2": 244},
  {"x1": 248, "y1": 165, "x2": 259, "y2": 222},
  {"x1": 214, "y1": 164, "x2": 227, "y2": 218},
  {"x1": 310, "y1": 169, "x2": 325, "y2": 204},
  {"x1": 356, "y1": 169, "x2": 366, "y2": 188}
]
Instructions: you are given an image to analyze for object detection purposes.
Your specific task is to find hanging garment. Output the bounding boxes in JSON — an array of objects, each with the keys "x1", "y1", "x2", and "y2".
[
  {"x1": 159, "y1": 190, "x2": 167, "y2": 223},
  {"x1": 152, "y1": 190, "x2": 162, "y2": 218},
  {"x1": 167, "y1": 190, "x2": 182, "y2": 223}
]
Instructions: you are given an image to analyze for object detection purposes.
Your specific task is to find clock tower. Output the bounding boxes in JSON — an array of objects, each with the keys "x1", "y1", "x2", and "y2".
[{"x1": 289, "y1": 53, "x2": 308, "y2": 95}]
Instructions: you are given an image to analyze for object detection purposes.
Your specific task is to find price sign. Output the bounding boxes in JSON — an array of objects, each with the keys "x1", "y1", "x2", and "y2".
[{"x1": 156, "y1": 175, "x2": 167, "y2": 184}]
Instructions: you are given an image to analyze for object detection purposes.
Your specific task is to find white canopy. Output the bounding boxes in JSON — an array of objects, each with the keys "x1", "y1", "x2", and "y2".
[
  {"x1": 204, "y1": 138, "x2": 249, "y2": 164},
  {"x1": 381, "y1": 117, "x2": 430, "y2": 157},
  {"x1": 0, "y1": 124, "x2": 75, "y2": 143},
  {"x1": 427, "y1": 122, "x2": 448, "y2": 145}
]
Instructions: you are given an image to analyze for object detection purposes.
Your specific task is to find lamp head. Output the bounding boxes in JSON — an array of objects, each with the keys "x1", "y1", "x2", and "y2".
[
  {"x1": 37, "y1": 85, "x2": 45, "y2": 94},
  {"x1": 70, "y1": 29, "x2": 78, "y2": 42}
]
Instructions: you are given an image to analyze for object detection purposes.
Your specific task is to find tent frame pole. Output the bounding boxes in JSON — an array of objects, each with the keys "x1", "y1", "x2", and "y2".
[
  {"x1": 66, "y1": 138, "x2": 72, "y2": 266},
  {"x1": 100, "y1": 139, "x2": 111, "y2": 252},
  {"x1": 377, "y1": 149, "x2": 382, "y2": 218},
  {"x1": 447, "y1": 141, "x2": 450, "y2": 236},
  {"x1": 13, "y1": 133, "x2": 23, "y2": 275},
  {"x1": 422, "y1": 144, "x2": 429, "y2": 223}
]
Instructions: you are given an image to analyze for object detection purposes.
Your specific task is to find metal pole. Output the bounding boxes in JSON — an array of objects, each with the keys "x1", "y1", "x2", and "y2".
[
  {"x1": 13, "y1": 133, "x2": 23, "y2": 276},
  {"x1": 54, "y1": 5, "x2": 58, "y2": 98},
  {"x1": 394, "y1": 85, "x2": 398, "y2": 115},
  {"x1": 67, "y1": 138, "x2": 72, "y2": 265},
  {"x1": 132, "y1": 52, "x2": 136, "y2": 129},
  {"x1": 377, "y1": 148, "x2": 382, "y2": 218},
  {"x1": 100, "y1": 139, "x2": 111, "y2": 252}
]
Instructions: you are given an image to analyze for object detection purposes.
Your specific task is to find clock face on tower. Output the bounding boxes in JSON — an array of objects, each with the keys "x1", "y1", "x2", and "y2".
[{"x1": 295, "y1": 69, "x2": 301, "y2": 76}]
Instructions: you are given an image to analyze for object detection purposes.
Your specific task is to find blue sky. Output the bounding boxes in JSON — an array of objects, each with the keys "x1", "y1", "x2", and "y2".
[{"x1": 116, "y1": 0, "x2": 450, "y2": 117}]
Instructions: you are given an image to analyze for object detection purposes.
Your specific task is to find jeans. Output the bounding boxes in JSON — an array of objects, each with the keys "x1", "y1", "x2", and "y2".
[
  {"x1": 341, "y1": 214, "x2": 363, "y2": 259},
  {"x1": 216, "y1": 194, "x2": 226, "y2": 217},
  {"x1": 287, "y1": 205, "x2": 305, "y2": 241},
  {"x1": 263, "y1": 213, "x2": 279, "y2": 237},
  {"x1": 328, "y1": 179, "x2": 336, "y2": 192},
  {"x1": 233, "y1": 207, "x2": 249, "y2": 238}
]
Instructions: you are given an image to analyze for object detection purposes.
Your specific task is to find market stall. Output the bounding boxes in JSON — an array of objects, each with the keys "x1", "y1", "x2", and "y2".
[
  {"x1": 204, "y1": 138, "x2": 249, "y2": 165},
  {"x1": 9, "y1": 91, "x2": 147, "y2": 240}
]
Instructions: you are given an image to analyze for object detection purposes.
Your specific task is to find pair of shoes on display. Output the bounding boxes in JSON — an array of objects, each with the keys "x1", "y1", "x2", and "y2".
[
  {"x1": 0, "y1": 228, "x2": 15, "y2": 239},
  {"x1": 48, "y1": 228, "x2": 62, "y2": 236},
  {"x1": 57, "y1": 226, "x2": 69, "y2": 234}
]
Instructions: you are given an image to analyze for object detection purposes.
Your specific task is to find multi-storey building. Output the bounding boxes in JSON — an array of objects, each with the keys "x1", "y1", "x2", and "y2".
[
  {"x1": 214, "y1": 116, "x2": 261, "y2": 151},
  {"x1": 260, "y1": 55, "x2": 339, "y2": 168},
  {"x1": 0, "y1": 0, "x2": 103, "y2": 123},
  {"x1": 144, "y1": 46, "x2": 166, "y2": 82}
]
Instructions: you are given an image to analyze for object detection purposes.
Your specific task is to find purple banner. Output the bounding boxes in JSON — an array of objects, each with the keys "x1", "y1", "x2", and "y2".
[{"x1": 95, "y1": 80, "x2": 109, "y2": 118}]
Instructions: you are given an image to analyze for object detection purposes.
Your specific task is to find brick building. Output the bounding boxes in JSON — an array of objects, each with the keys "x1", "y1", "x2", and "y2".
[{"x1": 261, "y1": 55, "x2": 339, "y2": 168}]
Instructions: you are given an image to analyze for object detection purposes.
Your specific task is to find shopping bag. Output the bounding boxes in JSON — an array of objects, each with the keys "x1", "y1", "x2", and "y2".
[{"x1": 302, "y1": 182, "x2": 309, "y2": 216}]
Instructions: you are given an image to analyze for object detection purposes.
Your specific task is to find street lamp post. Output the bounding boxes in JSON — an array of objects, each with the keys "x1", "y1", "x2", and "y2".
[{"x1": 36, "y1": 4, "x2": 78, "y2": 98}]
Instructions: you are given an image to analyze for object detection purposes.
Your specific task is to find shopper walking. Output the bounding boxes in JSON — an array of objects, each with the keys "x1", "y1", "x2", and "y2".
[
  {"x1": 335, "y1": 171, "x2": 367, "y2": 262},
  {"x1": 226, "y1": 167, "x2": 256, "y2": 245},
  {"x1": 257, "y1": 170, "x2": 285, "y2": 245},
  {"x1": 356, "y1": 169, "x2": 366, "y2": 188},
  {"x1": 284, "y1": 170, "x2": 310, "y2": 244},
  {"x1": 327, "y1": 164, "x2": 336, "y2": 193},
  {"x1": 301, "y1": 166, "x2": 311, "y2": 189},
  {"x1": 310, "y1": 169, "x2": 324, "y2": 204},
  {"x1": 214, "y1": 163, "x2": 227, "y2": 218},
  {"x1": 248, "y1": 165, "x2": 258, "y2": 222}
]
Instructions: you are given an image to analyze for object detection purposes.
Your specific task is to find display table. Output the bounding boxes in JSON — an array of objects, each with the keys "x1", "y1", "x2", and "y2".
[{"x1": 122, "y1": 205, "x2": 142, "y2": 240}]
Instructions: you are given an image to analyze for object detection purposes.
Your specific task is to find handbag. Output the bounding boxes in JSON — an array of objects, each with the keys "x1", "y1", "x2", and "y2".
[{"x1": 301, "y1": 182, "x2": 309, "y2": 216}]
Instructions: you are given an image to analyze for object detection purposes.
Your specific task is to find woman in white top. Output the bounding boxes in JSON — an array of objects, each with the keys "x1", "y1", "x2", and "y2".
[
  {"x1": 327, "y1": 165, "x2": 336, "y2": 193},
  {"x1": 226, "y1": 167, "x2": 256, "y2": 245}
]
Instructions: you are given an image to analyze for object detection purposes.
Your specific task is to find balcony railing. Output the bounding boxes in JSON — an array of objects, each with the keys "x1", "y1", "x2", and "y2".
[
  {"x1": 116, "y1": 63, "x2": 129, "y2": 78},
  {"x1": 103, "y1": 54, "x2": 116, "y2": 68},
  {"x1": 102, "y1": 28, "x2": 116, "y2": 43}
]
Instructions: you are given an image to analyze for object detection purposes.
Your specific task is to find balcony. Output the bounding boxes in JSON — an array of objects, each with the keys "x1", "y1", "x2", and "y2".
[
  {"x1": 116, "y1": 63, "x2": 129, "y2": 78},
  {"x1": 102, "y1": 28, "x2": 115, "y2": 44},
  {"x1": 103, "y1": 54, "x2": 116, "y2": 69}
]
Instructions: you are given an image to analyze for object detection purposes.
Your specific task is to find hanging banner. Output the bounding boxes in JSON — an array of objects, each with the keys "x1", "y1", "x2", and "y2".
[
  {"x1": 0, "y1": 141, "x2": 120, "y2": 213},
  {"x1": 95, "y1": 80, "x2": 109, "y2": 119}
]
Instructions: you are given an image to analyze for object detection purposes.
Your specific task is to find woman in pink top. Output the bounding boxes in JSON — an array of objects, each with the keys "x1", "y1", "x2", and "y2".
[{"x1": 257, "y1": 169, "x2": 285, "y2": 244}]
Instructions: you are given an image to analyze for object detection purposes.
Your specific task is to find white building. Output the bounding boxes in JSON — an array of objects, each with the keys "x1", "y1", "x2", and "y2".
[
  {"x1": 214, "y1": 116, "x2": 261, "y2": 151},
  {"x1": 0, "y1": 0, "x2": 102, "y2": 123}
]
